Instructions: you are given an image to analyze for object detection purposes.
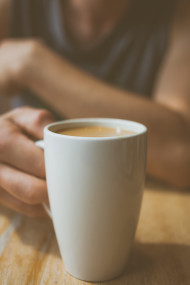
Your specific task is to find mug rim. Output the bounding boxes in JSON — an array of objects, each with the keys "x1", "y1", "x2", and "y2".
[{"x1": 44, "y1": 118, "x2": 147, "y2": 141}]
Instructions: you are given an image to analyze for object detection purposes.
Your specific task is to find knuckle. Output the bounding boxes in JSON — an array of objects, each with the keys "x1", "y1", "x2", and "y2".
[{"x1": 32, "y1": 109, "x2": 53, "y2": 128}]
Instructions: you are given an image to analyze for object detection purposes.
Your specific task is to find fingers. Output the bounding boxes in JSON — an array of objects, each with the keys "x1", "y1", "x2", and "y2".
[
  {"x1": 0, "y1": 107, "x2": 54, "y2": 217},
  {"x1": 0, "y1": 187, "x2": 47, "y2": 217},
  {"x1": 9, "y1": 106, "x2": 55, "y2": 139},
  {"x1": 0, "y1": 107, "x2": 55, "y2": 178},
  {"x1": 0, "y1": 131, "x2": 46, "y2": 178},
  {"x1": 0, "y1": 163, "x2": 48, "y2": 205}
]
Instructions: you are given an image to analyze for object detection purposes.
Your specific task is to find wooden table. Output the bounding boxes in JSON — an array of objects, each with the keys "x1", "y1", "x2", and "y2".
[{"x1": 0, "y1": 179, "x2": 190, "y2": 285}]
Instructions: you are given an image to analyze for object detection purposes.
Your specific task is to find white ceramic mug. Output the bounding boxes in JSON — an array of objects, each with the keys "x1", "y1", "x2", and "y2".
[{"x1": 36, "y1": 118, "x2": 147, "y2": 282}]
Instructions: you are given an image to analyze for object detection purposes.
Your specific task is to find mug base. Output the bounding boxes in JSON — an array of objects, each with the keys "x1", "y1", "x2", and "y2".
[{"x1": 65, "y1": 266, "x2": 126, "y2": 283}]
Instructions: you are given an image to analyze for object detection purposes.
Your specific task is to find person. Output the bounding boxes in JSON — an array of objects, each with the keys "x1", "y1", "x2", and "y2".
[{"x1": 0, "y1": 0, "x2": 190, "y2": 217}]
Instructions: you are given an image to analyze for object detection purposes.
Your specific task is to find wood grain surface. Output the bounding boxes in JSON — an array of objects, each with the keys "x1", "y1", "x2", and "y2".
[{"x1": 0, "y1": 179, "x2": 190, "y2": 285}]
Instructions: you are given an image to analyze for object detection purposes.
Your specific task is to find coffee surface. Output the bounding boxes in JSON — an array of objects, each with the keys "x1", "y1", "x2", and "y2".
[{"x1": 56, "y1": 126, "x2": 136, "y2": 137}]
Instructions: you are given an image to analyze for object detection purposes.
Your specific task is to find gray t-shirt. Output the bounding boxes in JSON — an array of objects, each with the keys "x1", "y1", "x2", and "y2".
[{"x1": 10, "y1": 0, "x2": 177, "y2": 114}]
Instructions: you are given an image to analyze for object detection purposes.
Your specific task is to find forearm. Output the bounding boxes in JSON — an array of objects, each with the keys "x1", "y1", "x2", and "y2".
[
  {"x1": 24, "y1": 49, "x2": 171, "y2": 121},
  {"x1": 25, "y1": 48, "x2": 190, "y2": 187}
]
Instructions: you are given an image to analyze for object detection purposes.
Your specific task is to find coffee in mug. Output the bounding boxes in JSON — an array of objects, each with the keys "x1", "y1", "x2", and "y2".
[{"x1": 56, "y1": 125, "x2": 136, "y2": 137}]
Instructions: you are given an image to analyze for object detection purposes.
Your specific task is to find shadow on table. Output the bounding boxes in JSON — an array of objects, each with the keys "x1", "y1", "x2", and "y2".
[
  {"x1": 145, "y1": 176, "x2": 190, "y2": 193},
  {"x1": 106, "y1": 242, "x2": 190, "y2": 285},
  {"x1": 18, "y1": 217, "x2": 61, "y2": 257}
]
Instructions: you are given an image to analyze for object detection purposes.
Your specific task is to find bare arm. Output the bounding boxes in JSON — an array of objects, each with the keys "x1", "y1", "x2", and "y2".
[
  {"x1": 0, "y1": 0, "x2": 10, "y2": 39},
  {"x1": 23, "y1": 40, "x2": 190, "y2": 188}
]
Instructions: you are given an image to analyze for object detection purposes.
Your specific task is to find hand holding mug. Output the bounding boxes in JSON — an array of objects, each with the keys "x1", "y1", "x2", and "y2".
[{"x1": 0, "y1": 107, "x2": 55, "y2": 217}]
